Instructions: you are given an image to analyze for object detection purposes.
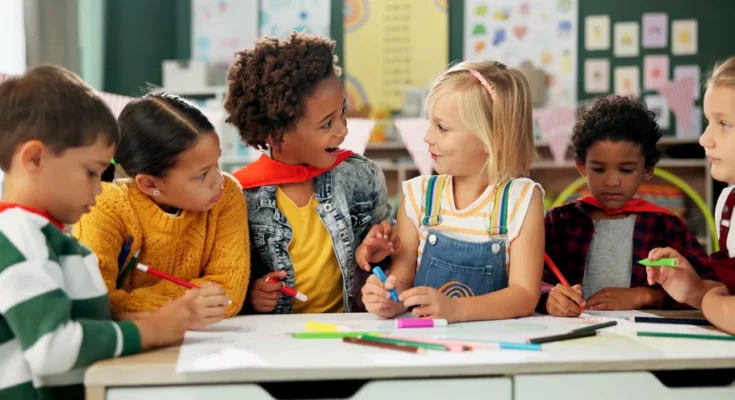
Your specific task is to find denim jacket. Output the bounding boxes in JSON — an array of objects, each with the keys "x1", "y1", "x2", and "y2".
[{"x1": 242, "y1": 154, "x2": 391, "y2": 314}]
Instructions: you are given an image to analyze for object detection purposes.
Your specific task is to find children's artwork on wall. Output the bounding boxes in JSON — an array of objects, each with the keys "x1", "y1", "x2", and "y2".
[
  {"x1": 584, "y1": 15, "x2": 610, "y2": 51},
  {"x1": 584, "y1": 58, "x2": 610, "y2": 94},
  {"x1": 676, "y1": 106, "x2": 702, "y2": 139},
  {"x1": 643, "y1": 55, "x2": 669, "y2": 90},
  {"x1": 674, "y1": 65, "x2": 702, "y2": 99},
  {"x1": 260, "y1": 0, "x2": 331, "y2": 39},
  {"x1": 644, "y1": 94, "x2": 670, "y2": 130},
  {"x1": 672, "y1": 20, "x2": 698, "y2": 56},
  {"x1": 464, "y1": 0, "x2": 579, "y2": 107},
  {"x1": 192, "y1": 0, "x2": 258, "y2": 64},
  {"x1": 614, "y1": 66, "x2": 640, "y2": 97},
  {"x1": 344, "y1": 0, "x2": 448, "y2": 113},
  {"x1": 613, "y1": 22, "x2": 639, "y2": 57},
  {"x1": 642, "y1": 13, "x2": 667, "y2": 49}
]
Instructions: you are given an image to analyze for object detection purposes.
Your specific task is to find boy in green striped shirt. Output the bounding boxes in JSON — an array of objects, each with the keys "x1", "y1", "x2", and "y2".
[{"x1": 0, "y1": 65, "x2": 199, "y2": 400}]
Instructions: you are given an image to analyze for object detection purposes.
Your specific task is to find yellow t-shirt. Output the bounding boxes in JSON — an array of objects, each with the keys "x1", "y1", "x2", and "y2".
[{"x1": 276, "y1": 187, "x2": 344, "y2": 313}]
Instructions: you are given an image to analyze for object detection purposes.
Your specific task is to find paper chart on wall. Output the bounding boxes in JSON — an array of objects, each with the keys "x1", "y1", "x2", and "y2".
[
  {"x1": 344, "y1": 0, "x2": 448, "y2": 113},
  {"x1": 464, "y1": 0, "x2": 578, "y2": 107},
  {"x1": 260, "y1": 0, "x2": 331, "y2": 39},
  {"x1": 192, "y1": 0, "x2": 258, "y2": 64}
]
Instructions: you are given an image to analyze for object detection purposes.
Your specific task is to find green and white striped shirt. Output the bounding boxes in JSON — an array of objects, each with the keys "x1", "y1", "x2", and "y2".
[{"x1": 0, "y1": 207, "x2": 141, "y2": 399}]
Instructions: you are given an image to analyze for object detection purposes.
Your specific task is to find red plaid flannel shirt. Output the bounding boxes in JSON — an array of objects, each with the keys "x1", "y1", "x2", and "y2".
[{"x1": 539, "y1": 200, "x2": 716, "y2": 312}]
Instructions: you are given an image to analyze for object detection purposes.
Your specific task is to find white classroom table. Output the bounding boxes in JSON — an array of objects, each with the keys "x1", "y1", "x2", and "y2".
[{"x1": 85, "y1": 310, "x2": 735, "y2": 400}]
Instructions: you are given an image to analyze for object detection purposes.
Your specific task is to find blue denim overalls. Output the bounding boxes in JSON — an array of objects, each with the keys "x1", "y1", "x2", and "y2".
[{"x1": 413, "y1": 175, "x2": 511, "y2": 297}]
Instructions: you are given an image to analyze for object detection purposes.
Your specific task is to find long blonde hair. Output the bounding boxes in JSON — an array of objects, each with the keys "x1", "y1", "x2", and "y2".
[
  {"x1": 708, "y1": 55, "x2": 735, "y2": 88},
  {"x1": 426, "y1": 60, "x2": 535, "y2": 184}
]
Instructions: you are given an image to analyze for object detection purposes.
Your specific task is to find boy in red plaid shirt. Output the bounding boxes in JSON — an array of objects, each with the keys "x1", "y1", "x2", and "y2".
[{"x1": 540, "y1": 95, "x2": 716, "y2": 317}]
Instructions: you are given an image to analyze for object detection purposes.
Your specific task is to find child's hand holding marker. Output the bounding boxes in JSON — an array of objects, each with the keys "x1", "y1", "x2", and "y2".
[
  {"x1": 646, "y1": 247, "x2": 711, "y2": 308},
  {"x1": 356, "y1": 220, "x2": 400, "y2": 271},
  {"x1": 250, "y1": 271, "x2": 288, "y2": 313},
  {"x1": 135, "y1": 289, "x2": 199, "y2": 349},
  {"x1": 400, "y1": 286, "x2": 459, "y2": 322},
  {"x1": 191, "y1": 282, "x2": 229, "y2": 329},
  {"x1": 546, "y1": 284, "x2": 585, "y2": 317},
  {"x1": 362, "y1": 267, "x2": 406, "y2": 319}
]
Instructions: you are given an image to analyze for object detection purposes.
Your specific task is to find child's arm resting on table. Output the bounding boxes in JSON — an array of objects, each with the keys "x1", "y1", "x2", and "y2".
[
  {"x1": 702, "y1": 286, "x2": 735, "y2": 334},
  {"x1": 401, "y1": 187, "x2": 545, "y2": 322},
  {"x1": 74, "y1": 198, "x2": 174, "y2": 314},
  {"x1": 361, "y1": 196, "x2": 417, "y2": 318},
  {"x1": 0, "y1": 232, "x2": 198, "y2": 375},
  {"x1": 188, "y1": 178, "x2": 251, "y2": 317}
]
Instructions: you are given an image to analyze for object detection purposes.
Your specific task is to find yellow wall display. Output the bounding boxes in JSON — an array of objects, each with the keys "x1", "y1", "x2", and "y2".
[{"x1": 343, "y1": 0, "x2": 448, "y2": 113}]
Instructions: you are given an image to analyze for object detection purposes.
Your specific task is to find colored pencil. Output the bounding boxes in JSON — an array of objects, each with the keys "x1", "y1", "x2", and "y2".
[
  {"x1": 630, "y1": 317, "x2": 711, "y2": 326},
  {"x1": 136, "y1": 264, "x2": 232, "y2": 305},
  {"x1": 381, "y1": 336, "x2": 471, "y2": 352},
  {"x1": 292, "y1": 332, "x2": 385, "y2": 339},
  {"x1": 434, "y1": 337, "x2": 543, "y2": 351},
  {"x1": 544, "y1": 253, "x2": 570, "y2": 287},
  {"x1": 116, "y1": 249, "x2": 140, "y2": 289},
  {"x1": 117, "y1": 237, "x2": 133, "y2": 273},
  {"x1": 411, "y1": 336, "x2": 543, "y2": 352},
  {"x1": 359, "y1": 334, "x2": 449, "y2": 351},
  {"x1": 343, "y1": 337, "x2": 424, "y2": 353},
  {"x1": 528, "y1": 330, "x2": 597, "y2": 344},
  {"x1": 637, "y1": 331, "x2": 735, "y2": 341},
  {"x1": 571, "y1": 320, "x2": 618, "y2": 334}
]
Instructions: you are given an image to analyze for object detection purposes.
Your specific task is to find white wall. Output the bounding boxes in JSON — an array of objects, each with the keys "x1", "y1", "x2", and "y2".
[{"x1": 0, "y1": 0, "x2": 26, "y2": 75}]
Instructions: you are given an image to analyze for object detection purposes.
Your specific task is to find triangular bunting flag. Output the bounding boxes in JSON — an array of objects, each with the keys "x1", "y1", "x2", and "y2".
[
  {"x1": 341, "y1": 118, "x2": 375, "y2": 155},
  {"x1": 394, "y1": 117, "x2": 434, "y2": 176},
  {"x1": 656, "y1": 77, "x2": 695, "y2": 131},
  {"x1": 534, "y1": 106, "x2": 577, "y2": 164}
]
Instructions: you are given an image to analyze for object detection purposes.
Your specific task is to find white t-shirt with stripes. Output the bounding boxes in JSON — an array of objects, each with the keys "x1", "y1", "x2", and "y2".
[{"x1": 402, "y1": 175, "x2": 543, "y2": 268}]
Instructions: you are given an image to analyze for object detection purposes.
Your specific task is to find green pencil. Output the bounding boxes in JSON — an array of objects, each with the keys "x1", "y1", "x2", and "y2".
[
  {"x1": 116, "y1": 249, "x2": 140, "y2": 289},
  {"x1": 359, "y1": 334, "x2": 449, "y2": 351},
  {"x1": 292, "y1": 332, "x2": 384, "y2": 339},
  {"x1": 637, "y1": 258, "x2": 679, "y2": 268},
  {"x1": 637, "y1": 331, "x2": 735, "y2": 341}
]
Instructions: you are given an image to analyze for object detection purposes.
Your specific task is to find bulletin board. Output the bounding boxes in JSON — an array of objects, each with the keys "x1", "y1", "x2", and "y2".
[
  {"x1": 577, "y1": 0, "x2": 735, "y2": 137},
  {"x1": 449, "y1": 0, "x2": 735, "y2": 137}
]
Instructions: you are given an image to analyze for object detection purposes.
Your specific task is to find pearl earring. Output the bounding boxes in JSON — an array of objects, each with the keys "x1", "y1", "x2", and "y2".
[{"x1": 153, "y1": 189, "x2": 160, "y2": 197}]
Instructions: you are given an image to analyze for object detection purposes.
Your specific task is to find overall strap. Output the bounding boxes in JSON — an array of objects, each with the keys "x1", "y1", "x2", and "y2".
[
  {"x1": 489, "y1": 180, "x2": 513, "y2": 236},
  {"x1": 719, "y1": 190, "x2": 735, "y2": 254},
  {"x1": 421, "y1": 175, "x2": 449, "y2": 227}
]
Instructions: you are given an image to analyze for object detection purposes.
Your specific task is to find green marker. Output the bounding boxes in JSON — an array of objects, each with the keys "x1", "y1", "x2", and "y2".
[
  {"x1": 637, "y1": 258, "x2": 679, "y2": 268},
  {"x1": 637, "y1": 331, "x2": 735, "y2": 341},
  {"x1": 291, "y1": 332, "x2": 384, "y2": 339}
]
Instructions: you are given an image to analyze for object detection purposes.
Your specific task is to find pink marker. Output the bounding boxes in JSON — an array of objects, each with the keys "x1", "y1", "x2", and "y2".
[
  {"x1": 265, "y1": 276, "x2": 308, "y2": 302},
  {"x1": 395, "y1": 319, "x2": 448, "y2": 328}
]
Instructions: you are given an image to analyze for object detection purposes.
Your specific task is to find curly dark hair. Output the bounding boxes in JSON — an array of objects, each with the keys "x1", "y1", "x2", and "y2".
[
  {"x1": 572, "y1": 95, "x2": 662, "y2": 169},
  {"x1": 224, "y1": 32, "x2": 342, "y2": 150}
]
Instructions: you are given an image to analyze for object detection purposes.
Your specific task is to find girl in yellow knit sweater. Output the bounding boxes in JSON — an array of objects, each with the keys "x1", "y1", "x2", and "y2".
[{"x1": 74, "y1": 93, "x2": 250, "y2": 328}]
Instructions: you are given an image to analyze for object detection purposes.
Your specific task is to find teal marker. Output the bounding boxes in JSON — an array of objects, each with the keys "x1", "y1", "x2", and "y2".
[
  {"x1": 637, "y1": 258, "x2": 679, "y2": 268},
  {"x1": 372, "y1": 266, "x2": 400, "y2": 302}
]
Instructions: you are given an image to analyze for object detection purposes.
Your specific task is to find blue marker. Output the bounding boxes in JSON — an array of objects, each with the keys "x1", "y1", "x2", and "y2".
[{"x1": 372, "y1": 266, "x2": 400, "y2": 302}]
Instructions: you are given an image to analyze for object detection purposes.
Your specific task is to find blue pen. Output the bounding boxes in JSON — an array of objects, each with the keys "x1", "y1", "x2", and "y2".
[{"x1": 372, "y1": 266, "x2": 400, "y2": 302}]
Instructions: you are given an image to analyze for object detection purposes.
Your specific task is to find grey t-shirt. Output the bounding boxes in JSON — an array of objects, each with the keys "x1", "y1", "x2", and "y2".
[{"x1": 582, "y1": 215, "x2": 636, "y2": 299}]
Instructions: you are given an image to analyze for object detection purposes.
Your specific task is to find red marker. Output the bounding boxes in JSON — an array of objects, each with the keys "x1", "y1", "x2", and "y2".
[
  {"x1": 265, "y1": 276, "x2": 308, "y2": 302},
  {"x1": 136, "y1": 264, "x2": 231, "y2": 305}
]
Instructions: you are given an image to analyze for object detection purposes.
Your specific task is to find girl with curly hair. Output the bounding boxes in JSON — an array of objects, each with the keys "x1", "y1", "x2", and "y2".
[{"x1": 225, "y1": 32, "x2": 395, "y2": 315}]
